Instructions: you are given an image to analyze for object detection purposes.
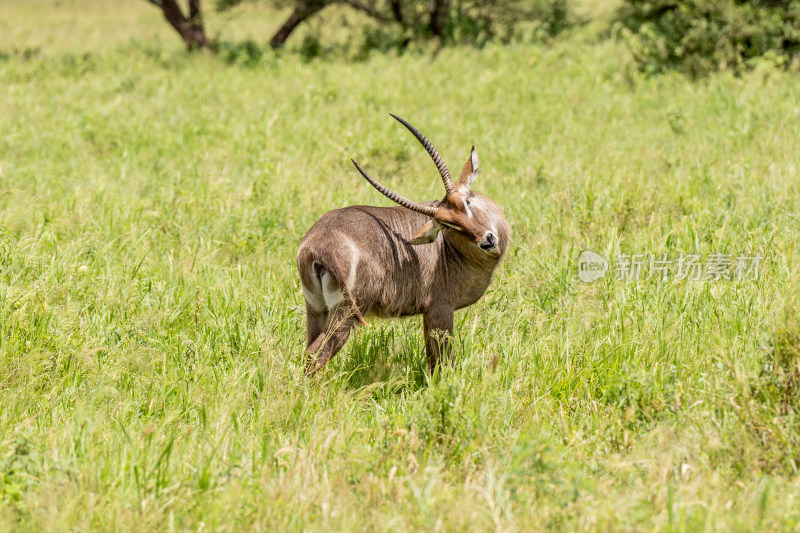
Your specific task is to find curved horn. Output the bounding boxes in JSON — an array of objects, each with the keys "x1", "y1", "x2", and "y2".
[
  {"x1": 389, "y1": 113, "x2": 455, "y2": 196},
  {"x1": 351, "y1": 159, "x2": 438, "y2": 218}
]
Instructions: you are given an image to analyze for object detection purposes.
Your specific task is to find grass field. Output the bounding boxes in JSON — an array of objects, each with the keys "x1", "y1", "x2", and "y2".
[{"x1": 2, "y1": 0, "x2": 800, "y2": 530}]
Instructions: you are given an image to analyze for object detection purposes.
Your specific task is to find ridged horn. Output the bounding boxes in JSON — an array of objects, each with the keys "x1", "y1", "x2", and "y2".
[
  {"x1": 351, "y1": 159, "x2": 438, "y2": 218},
  {"x1": 389, "y1": 113, "x2": 455, "y2": 196}
]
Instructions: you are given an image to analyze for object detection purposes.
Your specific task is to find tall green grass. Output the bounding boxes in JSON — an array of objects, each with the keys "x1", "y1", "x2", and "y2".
[{"x1": 1, "y1": 0, "x2": 800, "y2": 530}]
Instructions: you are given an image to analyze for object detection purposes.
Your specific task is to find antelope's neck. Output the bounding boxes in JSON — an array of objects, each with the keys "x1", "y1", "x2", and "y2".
[
  {"x1": 444, "y1": 230, "x2": 500, "y2": 265},
  {"x1": 441, "y1": 231, "x2": 501, "y2": 280}
]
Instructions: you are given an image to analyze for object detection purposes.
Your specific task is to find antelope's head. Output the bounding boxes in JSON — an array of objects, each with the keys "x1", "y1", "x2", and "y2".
[{"x1": 352, "y1": 114, "x2": 507, "y2": 257}]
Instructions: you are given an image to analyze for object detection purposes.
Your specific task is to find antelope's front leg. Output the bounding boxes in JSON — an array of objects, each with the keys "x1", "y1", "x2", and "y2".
[{"x1": 423, "y1": 308, "x2": 454, "y2": 372}]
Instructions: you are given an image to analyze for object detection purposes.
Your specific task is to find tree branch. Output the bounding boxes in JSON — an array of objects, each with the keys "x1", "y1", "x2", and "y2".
[
  {"x1": 270, "y1": 1, "x2": 327, "y2": 49},
  {"x1": 340, "y1": 0, "x2": 391, "y2": 23},
  {"x1": 189, "y1": 0, "x2": 201, "y2": 20},
  {"x1": 143, "y1": 0, "x2": 212, "y2": 52},
  {"x1": 429, "y1": 0, "x2": 451, "y2": 38},
  {"x1": 389, "y1": 0, "x2": 404, "y2": 25}
]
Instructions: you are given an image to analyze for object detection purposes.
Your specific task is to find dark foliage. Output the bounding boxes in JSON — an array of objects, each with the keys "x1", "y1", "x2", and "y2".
[
  {"x1": 618, "y1": 0, "x2": 800, "y2": 76},
  {"x1": 215, "y1": 0, "x2": 574, "y2": 51}
]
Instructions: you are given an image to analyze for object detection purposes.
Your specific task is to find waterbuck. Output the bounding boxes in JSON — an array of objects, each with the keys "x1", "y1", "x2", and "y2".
[{"x1": 297, "y1": 115, "x2": 510, "y2": 375}]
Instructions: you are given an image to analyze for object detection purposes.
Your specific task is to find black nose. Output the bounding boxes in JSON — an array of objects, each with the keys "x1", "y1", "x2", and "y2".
[{"x1": 479, "y1": 232, "x2": 497, "y2": 251}]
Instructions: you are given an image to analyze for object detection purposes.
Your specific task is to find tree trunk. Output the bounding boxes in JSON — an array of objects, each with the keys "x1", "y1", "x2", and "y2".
[
  {"x1": 187, "y1": 0, "x2": 211, "y2": 51},
  {"x1": 390, "y1": 0, "x2": 410, "y2": 49},
  {"x1": 428, "y1": 0, "x2": 451, "y2": 38},
  {"x1": 389, "y1": 0, "x2": 404, "y2": 25},
  {"x1": 147, "y1": 0, "x2": 212, "y2": 52},
  {"x1": 269, "y1": 1, "x2": 327, "y2": 49}
]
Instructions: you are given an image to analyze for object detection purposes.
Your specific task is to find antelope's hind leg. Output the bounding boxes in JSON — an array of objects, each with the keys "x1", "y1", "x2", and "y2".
[
  {"x1": 303, "y1": 266, "x2": 365, "y2": 375},
  {"x1": 305, "y1": 303, "x2": 328, "y2": 366},
  {"x1": 305, "y1": 304, "x2": 361, "y2": 375}
]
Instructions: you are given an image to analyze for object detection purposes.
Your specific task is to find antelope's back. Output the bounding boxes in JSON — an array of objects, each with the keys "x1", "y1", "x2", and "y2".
[{"x1": 297, "y1": 204, "x2": 440, "y2": 316}]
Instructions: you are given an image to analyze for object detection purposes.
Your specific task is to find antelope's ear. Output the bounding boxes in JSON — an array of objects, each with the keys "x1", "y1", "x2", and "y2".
[
  {"x1": 457, "y1": 146, "x2": 479, "y2": 189},
  {"x1": 408, "y1": 219, "x2": 442, "y2": 245}
]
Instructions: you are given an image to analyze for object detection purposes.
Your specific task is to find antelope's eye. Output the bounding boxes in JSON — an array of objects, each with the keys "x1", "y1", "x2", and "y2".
[{"x1": 465, "y1": 200, "x2": 471, "y2": 206}]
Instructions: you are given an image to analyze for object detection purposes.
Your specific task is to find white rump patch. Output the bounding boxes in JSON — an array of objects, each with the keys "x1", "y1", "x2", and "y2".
[
  {"x1": 321, "y1": 270, "x2": 343, "y2": 309},
  {"x1": 319, "y1": 236, "x2": 362, "y2": 311},
  {"x1": 302, "y1": 281, "x2": 326, "y2": 312},
  {"x1": 301, "y1": 260, "x2": 326, "y2": 312},
  {"x1": 343, "y1": 237, "x2": 361, "y2": 293},
  {"x1": 302, "y1": 237, "x2": 362, "y2": 313}
]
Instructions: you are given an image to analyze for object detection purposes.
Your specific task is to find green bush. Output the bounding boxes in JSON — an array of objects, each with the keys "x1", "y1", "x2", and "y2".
[
  {"x1": 618, "y1": 0, "x2": 800, "y2": 76},
  {"x1": 443, "y1": 0, "x2": 573, "y2": 45}
]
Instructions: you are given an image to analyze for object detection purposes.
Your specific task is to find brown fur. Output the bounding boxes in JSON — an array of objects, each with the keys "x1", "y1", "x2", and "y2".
[{"x1": 298, "y1": 144, "x2": 510, "y2": 375}]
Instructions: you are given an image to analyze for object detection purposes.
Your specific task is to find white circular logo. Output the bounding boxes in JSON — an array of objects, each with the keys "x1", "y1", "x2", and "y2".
[{"x1": 578, "y1": 250, "x2": 608, "y2": 282}]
